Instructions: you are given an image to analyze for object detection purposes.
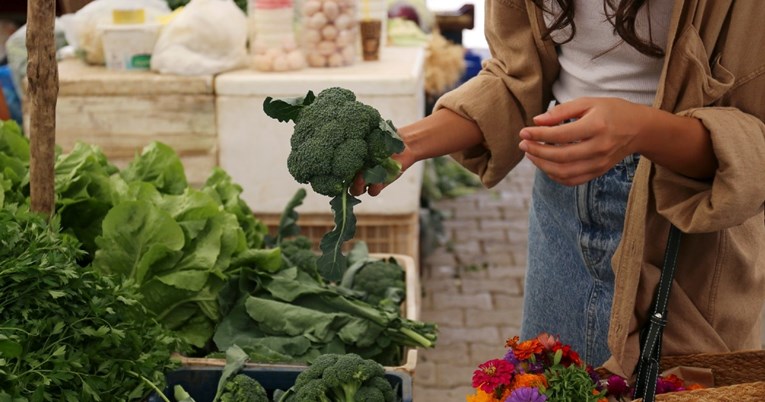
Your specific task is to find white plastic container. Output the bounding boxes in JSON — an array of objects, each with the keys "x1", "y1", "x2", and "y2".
[
  {"x1": 99, "y1": 23, "x2": 161, "y2": 71},
  {"x1": 249, "y1": 0, "x2": 306, "y2": 72},
  {"x1": 300, "y1": 0, "x2": 358, "y2": 67}
]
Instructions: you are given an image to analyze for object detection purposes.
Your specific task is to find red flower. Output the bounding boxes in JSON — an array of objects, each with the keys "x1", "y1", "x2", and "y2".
[
  {"x1": 472, "y1": 359, "x2": 515, "y2": 394},
  {"x1": 552, "y1": 342, "x2": 582, "y2": 367}
]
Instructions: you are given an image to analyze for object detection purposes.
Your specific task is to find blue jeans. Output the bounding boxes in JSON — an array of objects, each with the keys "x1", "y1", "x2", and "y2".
[{"x1": 521, "y1": 154, "x2": 640, "y2": 367}]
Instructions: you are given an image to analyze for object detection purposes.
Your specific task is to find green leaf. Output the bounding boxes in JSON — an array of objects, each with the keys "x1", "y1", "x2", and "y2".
[
  {"x1": 244, "y1": 296, "x2": 346, "y2": 342},
  {"x1": 262, "y1": 91, "x2": 316, "y2": 123},
  {"x1": 317, "y1": 191, "x2": 360, "y2": 282},
  {"x1": 0, "y1": 120, "x2": 29, "y2": 161},
  {"x1": 276, "y1": 188, "x2": 306, "y2": 244},
  {"x1": 156, "y1": 270, "x2": 210, "y2": 292},
  {"x1": 0, "y1": 340, "x2": 22, "y2": 359},
  {"x1": 93, "y1": 201, "x2": 185, "y2": 283},
  {"x1": 230, "y1": 248, "x2": 283, "y2": 273},
  {"x1": 121, "y1": 142, "x2": 188, "y2": 195}
]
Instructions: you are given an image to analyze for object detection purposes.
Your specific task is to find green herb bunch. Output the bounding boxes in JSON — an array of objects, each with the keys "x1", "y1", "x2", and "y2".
[{"x1": 0, "y1": 207, "x2": 181, "y2": 401}]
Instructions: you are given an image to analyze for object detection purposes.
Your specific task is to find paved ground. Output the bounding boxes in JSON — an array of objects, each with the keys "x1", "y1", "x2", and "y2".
[{"x1": 413, "y1": 159, "x2": 536, "y2": 401}]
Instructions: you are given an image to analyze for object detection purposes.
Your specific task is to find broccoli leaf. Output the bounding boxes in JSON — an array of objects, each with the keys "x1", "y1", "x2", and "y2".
[
  {"x1": 263, "y1": 91, "x2": 316, "y2": 123},
  {"x1": 213, "y1": 345, "x2": 249, "y2": 402},
  {"x1": 275, "y1": 188, "x2": 307, "y2": 245},
  {"x1": 379, "y1": 120, "x2": 405, "y2": 154},
  {"x1": 317, "y1": 191, "x2": 361, "y2": 282}
]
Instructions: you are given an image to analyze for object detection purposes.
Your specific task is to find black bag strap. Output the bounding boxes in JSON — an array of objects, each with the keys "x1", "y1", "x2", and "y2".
[{"x1": 632, "y1": 224, "x2": 683, "y2": 402}]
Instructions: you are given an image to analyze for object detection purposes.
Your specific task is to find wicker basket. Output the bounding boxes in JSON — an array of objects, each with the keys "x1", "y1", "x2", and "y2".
[
  {"x1": 627, "y1": 349, "x2": 765, "y2": 401},
  {"x1": 258, "y1": 212, "x2": 420, "y2": 264}
]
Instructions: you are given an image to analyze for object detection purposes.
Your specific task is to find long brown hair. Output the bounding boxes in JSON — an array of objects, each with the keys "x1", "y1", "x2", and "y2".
[{"x1": 532, "y1": 0, "x2": 665, "y2": 58}]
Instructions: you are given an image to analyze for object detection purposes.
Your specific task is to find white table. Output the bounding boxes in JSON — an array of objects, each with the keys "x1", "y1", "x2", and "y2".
[{"x1": 49, "y1": 60, "x2": 217, "y2": 186}]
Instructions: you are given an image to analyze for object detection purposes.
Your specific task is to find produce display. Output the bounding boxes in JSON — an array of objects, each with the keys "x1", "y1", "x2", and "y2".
[{"x1": 1, "y1": 102, "x2": 433, "y2": 400}]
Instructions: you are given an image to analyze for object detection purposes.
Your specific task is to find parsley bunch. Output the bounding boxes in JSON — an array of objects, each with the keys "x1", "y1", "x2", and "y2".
[{"x1": 0, "y1": 207, "x2": 181, "y2": 401}]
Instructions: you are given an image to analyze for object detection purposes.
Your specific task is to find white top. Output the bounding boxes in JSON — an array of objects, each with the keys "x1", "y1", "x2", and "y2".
[{"x1": 546, "y1": 0, "x2": 673, "y2": 105}]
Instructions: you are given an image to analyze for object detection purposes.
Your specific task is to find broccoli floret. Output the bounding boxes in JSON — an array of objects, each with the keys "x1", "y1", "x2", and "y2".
[
  {"x1": 285, "y1": 353, "x2": 392, "y2": 402},
  {"x1": 356, "y1": 376, "x2": 396, "y2": 402},
  {"x1": 292, "y1": 379, "x2": 333, "y2": 402},
  {"x1": 219, "y1": 374, "x2": 268, "y2": 402},
  {"x1": 350, "y1": 261, "x2": 405, "y2": 306}
]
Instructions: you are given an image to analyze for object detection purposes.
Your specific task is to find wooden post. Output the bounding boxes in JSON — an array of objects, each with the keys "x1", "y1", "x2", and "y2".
[{"x1": 26, "y1": 0, "x2": 59, "y2": 216}]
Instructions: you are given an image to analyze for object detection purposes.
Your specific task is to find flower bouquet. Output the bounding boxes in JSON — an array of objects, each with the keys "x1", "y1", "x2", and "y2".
[{"x1": 467, "y1": 333, "x2": 704, "y2": 402}]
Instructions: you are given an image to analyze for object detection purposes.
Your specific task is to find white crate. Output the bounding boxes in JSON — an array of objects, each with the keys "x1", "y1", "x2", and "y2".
[{"x1": 215, "y1": 46, "x2": 426, "y2": 216}]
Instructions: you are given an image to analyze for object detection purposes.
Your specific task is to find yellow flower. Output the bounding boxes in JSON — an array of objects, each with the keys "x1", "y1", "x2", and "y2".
[{"x1": 466, "y1": 389, "x2": 497, "y2": 402}]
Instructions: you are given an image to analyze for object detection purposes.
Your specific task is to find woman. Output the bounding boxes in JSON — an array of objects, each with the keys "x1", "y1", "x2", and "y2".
[{"x1": 352, "y1": 0, "x2": 765, "y2": 378}]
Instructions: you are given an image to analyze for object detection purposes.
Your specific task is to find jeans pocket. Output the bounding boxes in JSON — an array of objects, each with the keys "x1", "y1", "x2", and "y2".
[{"x1": 620, "y1": 153, "x2": 641, "y2": 182}]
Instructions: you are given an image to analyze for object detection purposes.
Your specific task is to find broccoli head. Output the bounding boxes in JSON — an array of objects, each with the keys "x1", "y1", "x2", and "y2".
[
  {"x1": 280, "y1": 236, "x2": 321, "y2": 281},
  {"x1": 349, "y1": 260, "x2": 406, "y2": 306},
  {"x1": 219, "y1": 373, "x2": 269, "y2": 402},
  {"x1": 285, "y1": 353, "x2": 394, "y2": 402},
  {"x1": 267, "y1": 87, "x2": 404, "y2": 197}
]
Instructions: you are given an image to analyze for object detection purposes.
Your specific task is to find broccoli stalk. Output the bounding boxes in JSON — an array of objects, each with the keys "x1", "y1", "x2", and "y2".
[{"x1": 264, "y1": 88, "x2": 405, "y2": 282}]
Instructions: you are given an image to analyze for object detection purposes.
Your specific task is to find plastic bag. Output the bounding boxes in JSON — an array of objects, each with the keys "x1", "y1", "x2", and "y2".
[
  {"x1": 62, "y1": 0, "x2": 171, "y2": 65},
  {"x1": 150, "y1": 0, "x2": 248, "y2": 76}
]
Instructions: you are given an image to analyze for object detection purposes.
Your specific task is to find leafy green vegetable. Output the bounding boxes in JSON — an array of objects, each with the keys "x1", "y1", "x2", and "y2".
[
  {"x1": 121, "y1": 142, "x2": 188, "y2": 195},
  {"x1": 0, "y1": 206, "x2": 180, "y2": 401},
  {"x1": 203, "y1": 167, "x2": 268, "y2": 250},
  {"x1": 264, "y1": 88, "x2": 404, "y2": 282},
  {"x1": 213, "y1": 255, "x2": 437, "y2": 366},
  {"x1": 0, "y1": 120, "x2": 29, "y2": 207}
]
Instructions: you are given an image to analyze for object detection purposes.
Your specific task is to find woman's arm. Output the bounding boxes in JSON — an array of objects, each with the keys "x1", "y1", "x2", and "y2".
[
  {"x1": 350, "y1": 108, "x2": 483, "y2": 196},
  {"x1": 518, "y1": 97, "x2": 717, "y2": 186}
]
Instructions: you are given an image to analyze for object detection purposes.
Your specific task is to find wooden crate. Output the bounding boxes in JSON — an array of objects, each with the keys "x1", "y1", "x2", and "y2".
[
  {"x1": 41, "y1": 60, "x2": 217, "y2": 188},
  {"x1": 258, "y1": 212, "x2": 420, "y2": 264}
]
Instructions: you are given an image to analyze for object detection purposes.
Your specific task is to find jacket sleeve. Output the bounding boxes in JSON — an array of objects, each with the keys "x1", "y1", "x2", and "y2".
[
  {"x1": 433, "y1": 0, "x2": 554, "y2": 188},
  {"x1": 653, "y1": 107, "x2": 765, "y2": 232}
]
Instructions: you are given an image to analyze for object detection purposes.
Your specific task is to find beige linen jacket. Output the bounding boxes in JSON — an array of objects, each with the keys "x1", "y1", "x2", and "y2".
[{"x1": 435, "y1": 0, "x2": 765, "y2": 378}]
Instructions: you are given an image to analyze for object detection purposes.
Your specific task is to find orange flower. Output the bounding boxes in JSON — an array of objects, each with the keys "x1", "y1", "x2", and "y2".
[
  {"x1": 686, "y1": 383, "x2": 704, "y2": 391},
  {"x1": 511, "y1": 373, "x2": 548, "y2": 390},
  {"x1": 505, "y1": 336, "x2": 520, "y2": 349},
  {"x1": 513, "y1": 339, "x2": 544, "y2": 360},
  {"x1": 466, "y1": 389, "x2": 495, "y2": 402}
]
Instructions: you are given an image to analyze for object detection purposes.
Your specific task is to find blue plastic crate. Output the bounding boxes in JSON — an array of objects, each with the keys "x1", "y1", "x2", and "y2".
[{"x1": 148, "y1": 366, "x2": 413, "y2": 402}]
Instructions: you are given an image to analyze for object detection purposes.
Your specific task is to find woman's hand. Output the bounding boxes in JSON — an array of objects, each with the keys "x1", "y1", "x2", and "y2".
[
  {"x1": 518, "y1": 97, "x2": 649, "y2": 186},
  {"x1": 520, "y1": 97, "x2": 717, "y2": 185},
  {"x1": 350, "y1": 108, "x2": 484, "y2": 196},
  {"x1": 350, "y1": 148, "x2": 416, "y2": 196}
]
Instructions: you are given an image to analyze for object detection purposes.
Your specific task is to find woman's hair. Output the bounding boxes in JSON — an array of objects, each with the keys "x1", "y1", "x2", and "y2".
[{"x1": 532, "y1": 0, "x2": 665, "y2": 57}]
